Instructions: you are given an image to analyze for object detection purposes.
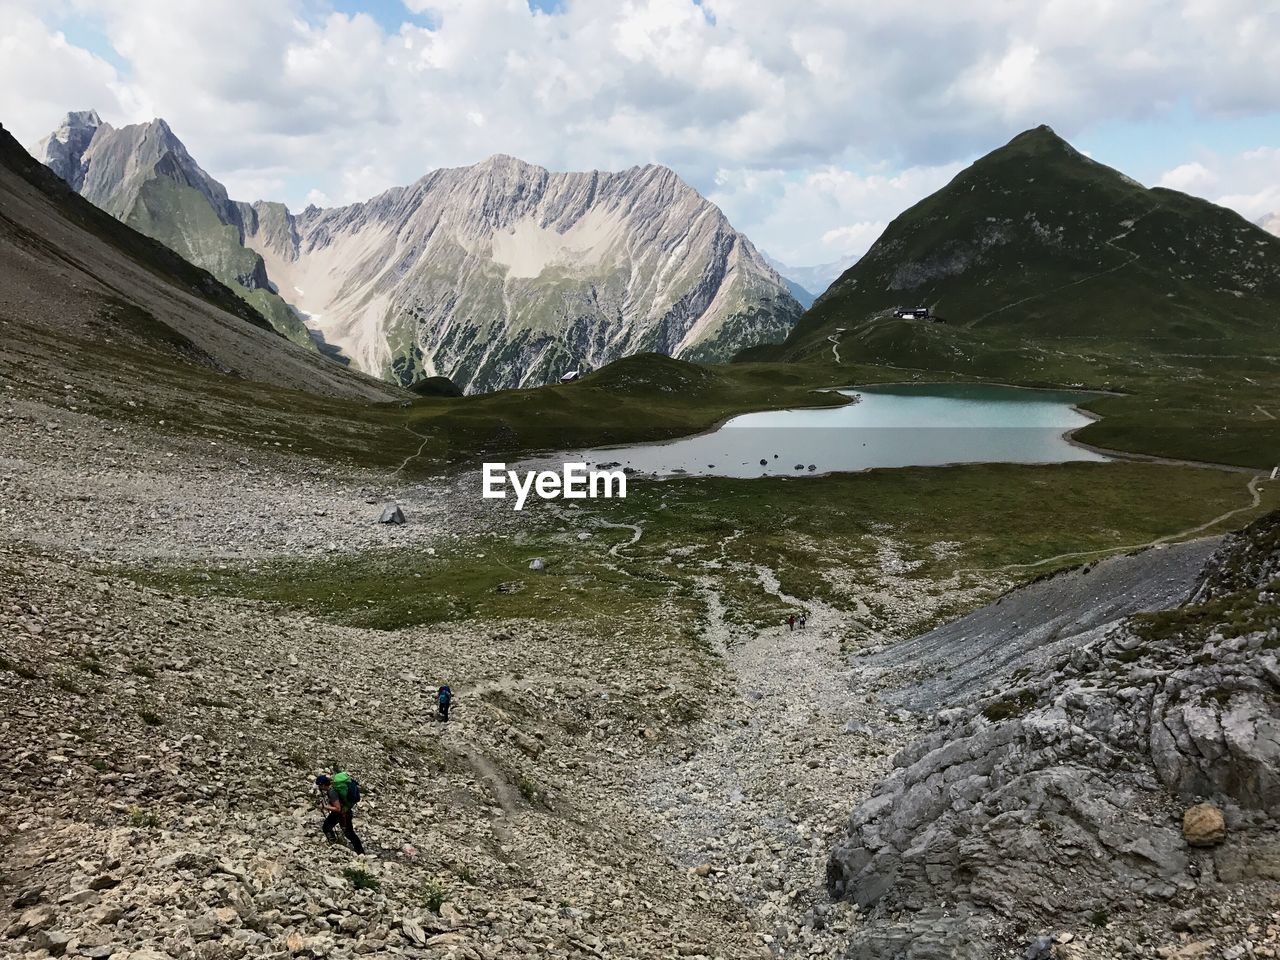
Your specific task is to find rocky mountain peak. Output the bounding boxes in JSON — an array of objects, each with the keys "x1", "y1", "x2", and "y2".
[{"x1": 31, "y1": 109, "x2": 105, "y2": 185}]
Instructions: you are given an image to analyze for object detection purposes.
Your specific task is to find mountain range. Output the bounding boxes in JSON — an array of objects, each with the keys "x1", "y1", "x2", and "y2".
[{"x1": 32, "y1": 111, "x2": 801, "y2": 393}]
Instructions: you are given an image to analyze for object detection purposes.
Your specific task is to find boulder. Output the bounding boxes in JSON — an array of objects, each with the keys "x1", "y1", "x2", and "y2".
[
  {"x1": 528, "y1": 558, "x2": 545, "y2": 571},
  {"x1": 1182, "y1": 803, "x2": 1226, "y2": 847},
  {"x1": 378, "y1": 504, "x2": 405, "y2": 525}
]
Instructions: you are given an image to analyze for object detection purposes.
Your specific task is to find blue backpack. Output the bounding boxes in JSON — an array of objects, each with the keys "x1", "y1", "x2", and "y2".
[{"x1": 438, "y1": 684, "x2": 452, "y2": 706}]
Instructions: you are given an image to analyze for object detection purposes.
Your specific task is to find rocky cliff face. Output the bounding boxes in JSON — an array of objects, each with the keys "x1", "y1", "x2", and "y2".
[
  {"x1": 828, "y1": 517, "x2": 1280, "y2": 957},
  {"x1": 240, "y1": 154, "x2": 801, "y2": 391},
  {"x1": 30, "y1": 113, "x2": 314, "y2": 348},
  {"x1": 35, "y1": 112, "x2": 801, "y2": 392}
]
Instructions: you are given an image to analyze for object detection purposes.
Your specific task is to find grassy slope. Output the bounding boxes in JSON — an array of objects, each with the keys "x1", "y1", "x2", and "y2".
[
  {"x1": 128, "y1": 177, "x2": 315, "y2": 348},
  {"x1": 131, "y1": 461, "x2": 1278, "y2": 637},
  {"x1": 0, "y1": 123, "x2": 276, "y2": 335},
  {"x1": 761, "y1": 126, "x2": 1280, "y2": 468}
]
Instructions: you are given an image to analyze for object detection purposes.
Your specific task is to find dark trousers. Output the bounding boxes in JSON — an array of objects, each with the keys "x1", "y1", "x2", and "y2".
[
  {"x1": 323, "y1": 809, "x2": 364, "y2": 854},
  {"x1": 438, "y1": 702, "x2": 450, "y2": 721}
]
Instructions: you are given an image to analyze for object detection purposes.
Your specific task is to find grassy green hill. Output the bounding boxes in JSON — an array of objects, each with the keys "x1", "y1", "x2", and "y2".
[{"x1": 759, "y1": 125, "x2": 1280, "y2": 468}]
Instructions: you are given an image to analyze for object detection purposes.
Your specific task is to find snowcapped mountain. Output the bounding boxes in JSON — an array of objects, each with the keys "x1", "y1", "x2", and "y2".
[
  {"x1": 1258, "y1": 212, "x2": 1280, "y2": 237},
  {"x1": 33, "y1": 112, "x2": 801, "y2": 392}
]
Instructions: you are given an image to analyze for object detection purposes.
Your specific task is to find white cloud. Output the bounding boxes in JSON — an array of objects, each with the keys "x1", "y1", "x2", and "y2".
[
  {"x1": 1158, "y1": 147, "x2": 1280, "y2": 222},
  {"x1": 709, "y1": 161, "x2": 963, "y2": 264},
  {"x1": 1, "y1": 0, "x2": 1278, "y2": 259}
]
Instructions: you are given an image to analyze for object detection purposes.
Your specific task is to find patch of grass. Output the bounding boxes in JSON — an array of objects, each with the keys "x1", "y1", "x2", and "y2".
[
  {"x1": 129, "y1": 662, "x2": 156, "y2": 679},
  {"x1": 129, "y1": 806, "x2": 160, "y2": 828},
  {"x1": 982, "y1": 688, "x2": 1038, "y2": 722},
  {"x1": 78, "y1": 657, "x2": 104, "y2": 676},
  {"x1": 343, "y1": 866, "x2": 380, "y2": 891},
  {"x1": 138, "y1": 710, "x2": 164, "y2": 726},
  {"x1": 516, "y1": 776, "x2": 540, "y2": 804},
  {"x1": 55, "y1": 676, "x2": 82, "y2": 694},
  {"x1": 420, "y1": 878, "x2": 446, "y2": 911}
]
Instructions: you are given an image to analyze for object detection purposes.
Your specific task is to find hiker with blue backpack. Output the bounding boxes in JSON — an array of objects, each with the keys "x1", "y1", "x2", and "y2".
[
  {"x1": 437, "y1": 683, "x2": 452, "y2": 722},
  {"x1": 316, "y1": 772, "x2": 364, "y2": 854}
]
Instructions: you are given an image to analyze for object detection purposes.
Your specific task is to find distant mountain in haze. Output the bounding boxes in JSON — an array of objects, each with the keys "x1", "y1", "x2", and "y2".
[
  {"x1": 765, "y1": 255, "x2": 852, "y2": 307},
  {"x1": 1258, "y1": 212, "x2": 1280, "y2": 237},
  {"x1": 34, "y1": 112, "x2": 802, "y2": 392}
]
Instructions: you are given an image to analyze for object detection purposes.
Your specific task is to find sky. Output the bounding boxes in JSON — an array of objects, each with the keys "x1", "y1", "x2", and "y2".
[{"x1": 2, "y1": 0, "x2": 1278, "y2": 269}]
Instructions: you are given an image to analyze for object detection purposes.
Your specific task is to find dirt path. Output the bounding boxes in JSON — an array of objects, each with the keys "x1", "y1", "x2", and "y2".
[
  {"x1": 391, "y1": 425, "x2": 433, "y2": 476},
  {"x1": 828, "y1": 333, "x2": 842, "y2": 364},
  {"x1": 958, "y1": 473, "x2": 1263, "y2": 574}
]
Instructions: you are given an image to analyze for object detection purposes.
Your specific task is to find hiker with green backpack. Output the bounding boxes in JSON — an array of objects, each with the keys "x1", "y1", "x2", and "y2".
[{"x1": 316, "y1": 772, "x2": 364, "y2": 855}]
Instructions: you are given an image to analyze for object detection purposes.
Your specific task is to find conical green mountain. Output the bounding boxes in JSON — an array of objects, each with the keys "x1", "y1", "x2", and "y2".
[{"x1": 775, "y1": 125, "x2": 1280, "y2": 375}]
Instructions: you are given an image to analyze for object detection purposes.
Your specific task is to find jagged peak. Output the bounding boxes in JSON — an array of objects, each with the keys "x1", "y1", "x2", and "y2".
[{"x1": 51, "y1": 109, "x2": 103, "y2": 141}]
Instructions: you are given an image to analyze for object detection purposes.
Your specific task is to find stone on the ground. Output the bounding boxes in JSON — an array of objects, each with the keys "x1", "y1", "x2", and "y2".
[
  {"x1": 378, "y1": 503, "x2": 406, "y2": 524},
  {"x1": 1182, "y1": 803, "x2": 1227, "y2": 847}
]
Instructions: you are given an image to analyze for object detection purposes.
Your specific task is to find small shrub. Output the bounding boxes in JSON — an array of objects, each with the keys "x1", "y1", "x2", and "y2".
[
  {"x1": 78, "y1": 658, "x2": 104, "y2": 676},
  {"x1": 139, "y1": 710, "x2": 163, "y2": 726},
  {"x1": 343, "y1": 866, "x2": 380, "y2": 891},
  {"x1": 130, "y1": 662, "x2": 156, "y2": 679},
  {"x1": 517, "y1": 776, "x2": 540, "y2": 803},
  {"x1": 129, "y1": 806, "x2": 159, "y2": 828},
  {"x1": 421, "y1": 878, "x2": 446, "y2": 912}
]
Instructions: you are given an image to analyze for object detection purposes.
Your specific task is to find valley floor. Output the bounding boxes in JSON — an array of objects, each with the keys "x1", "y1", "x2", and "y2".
[{"x1": 3, "y1": 391, "x2": 1277, "y2": 960}]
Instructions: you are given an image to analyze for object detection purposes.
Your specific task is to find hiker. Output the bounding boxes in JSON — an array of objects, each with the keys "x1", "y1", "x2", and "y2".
[
  {"x1": 316, "y1": 772, "x2": 365, "y2": 854},
  {"x1": 437, "y1": 683, "x2": 452, "y2": 722},
  {"x1": 787, "y1": 614, "x2": 796, "y2": 632},
  {"x1": 799, "y1": 613, "x2": 807, "y2": 629}
]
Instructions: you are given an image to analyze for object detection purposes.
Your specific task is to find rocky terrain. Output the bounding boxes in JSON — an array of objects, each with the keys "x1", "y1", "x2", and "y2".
[
  {"x1": 4, "y1": 361, "x2": 1278, "y2": 960},
  {"x1": 828, "y1": 514, "x2": 1280, "y2": 958},
  {"x1": 30, "y1": 112, "x2": 313, "y2": 348},
  {"x1": 32, "y1": 112, "x2": 802, "y2": 392}
]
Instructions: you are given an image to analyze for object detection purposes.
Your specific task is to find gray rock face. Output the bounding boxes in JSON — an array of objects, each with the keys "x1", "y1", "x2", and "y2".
[
  {"x1": 240, "y1": 154, "x2": 802, "y2": 391},
  {"x1": 31, "y1": 110, "x2": 101, "y2": 186},
  {"x1": 33, "y1": 111, "x2": 801, "y2": 393},
  {"x1": 829, "y1": 516, "x2": 1280, "y2": 956}
]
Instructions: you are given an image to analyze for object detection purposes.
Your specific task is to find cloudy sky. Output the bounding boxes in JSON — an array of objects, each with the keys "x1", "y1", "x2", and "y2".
[{"x1": 2, "y1": 0, "x2": 1278, "y2": 268}]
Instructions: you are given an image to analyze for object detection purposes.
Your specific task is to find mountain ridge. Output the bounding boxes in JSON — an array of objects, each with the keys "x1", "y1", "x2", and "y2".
[
  {"x1": 33, "y1": 112, "x2": 802, "y2": 392},
  {"x1": 776, "y1": 124, "x2": 1280, "y2": 362}
]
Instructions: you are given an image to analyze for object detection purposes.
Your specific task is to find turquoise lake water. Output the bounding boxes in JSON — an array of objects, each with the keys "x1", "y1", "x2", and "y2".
[{"x1": 555, "y1": 383, "x2": 1108, "y2": 478}]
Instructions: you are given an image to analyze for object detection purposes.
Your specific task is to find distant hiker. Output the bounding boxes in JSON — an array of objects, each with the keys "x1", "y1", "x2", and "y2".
[
  {"x1": 316, "y1": 772, "x2": 364, "y2": 854},
  {"x1": 787, "y1": 614, "x2": 796, "y2": 632},
  {"x1": 437, "y1": 683, "x2": 452, "y2": 722},
  {"x1": 799, "y1": 613, "x2": 807, "y2": 630}
]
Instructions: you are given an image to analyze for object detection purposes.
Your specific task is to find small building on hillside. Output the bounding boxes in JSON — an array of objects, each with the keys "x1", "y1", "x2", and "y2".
[
  {"x1": 893, "y1": 306, "x2": 931, "y2": 320},
  {"x1": 560, "y1": 369, "x2": 582, "y2": 383}
]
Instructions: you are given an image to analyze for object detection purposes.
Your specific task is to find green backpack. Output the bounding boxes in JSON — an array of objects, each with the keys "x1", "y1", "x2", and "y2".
[{"x1": 331, "y1": 771, "x2": 361, "y2": 809}]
